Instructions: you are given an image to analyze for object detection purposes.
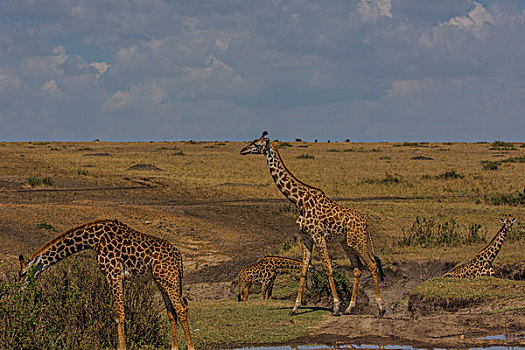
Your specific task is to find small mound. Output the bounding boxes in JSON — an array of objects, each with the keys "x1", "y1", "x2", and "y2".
[
  {"x1": 411, "y1": 156, "x2": 434, "y2": 160},
  {"x1": 127, "y1": 163, "x2": 163, "y2": 171}
]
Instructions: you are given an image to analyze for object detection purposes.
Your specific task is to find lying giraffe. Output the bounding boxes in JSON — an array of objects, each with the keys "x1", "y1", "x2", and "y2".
[
  {"x1": 237, "y1": 256, "x2": 309, "y2": 301},
  {"x1": 241, "y1": 131, "x2": 385, "y2": 316},
  {"x1": 18, "y1": 219, "x2": 195, "y2": 350},
  {"x1": 443, "y1": 217, "x2": 517, "y2": 278}
]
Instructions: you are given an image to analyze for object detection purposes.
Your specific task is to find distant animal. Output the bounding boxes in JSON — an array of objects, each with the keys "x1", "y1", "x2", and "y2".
[
  {"x1": 241, "y1": 131, "x2": 385, "y2": 316},
  {"x1": 443, "y1": 217, "x2": 517, "y2": 278},
  {"x1": 237, "y1": 256, "x2": 308, "y2": 301},
  {"x1": 18, "y1": 219, "x2": 195, "y2": 350}
]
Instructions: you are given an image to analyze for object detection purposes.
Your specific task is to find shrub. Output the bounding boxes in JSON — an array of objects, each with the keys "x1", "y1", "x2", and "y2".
[
  {"x1": 278, "y1": 142, "x2": 293, "y2": 148},
  {"x1": 489, "y1": 140, "x2": 515, "y2": 150},
  {"x1": 37, "y1": 222, "x2": 55, "y2": 231},
  {"x1": 0, "y1": 254, "x2": 169, "y2": 350},
  {"x1": 435, "y1": 170, "x2": 464, "y2": 180},
  {"x1": 77, "y1": 169, "x2": 88, "y2": 176},
  {"x1": 363, "y1": 172, "x2": 401, "y2": 185},
  {"x1": 395, "y1": 217, "x2": 486, "y2": 248},
  {"x1": 481, "y1": 160, "x2": 500, "y2": 171},
  {"x1": 27, "y1": 177, "x2": 54, "y2": 187},
  {"x1": 304, "y1": 267, "x2": 352, "y2": 306},
  {"x1": 296, "y1": 154, "x2": 315, "y2": 159},
  {"x1": 486, "y1": 189, "x2": 525, "y2": 206}
]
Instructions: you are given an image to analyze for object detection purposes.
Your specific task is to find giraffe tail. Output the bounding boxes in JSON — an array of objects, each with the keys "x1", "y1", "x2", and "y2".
[{"x1": 374, "y1": 255, "x2": 385, "y2": 282}]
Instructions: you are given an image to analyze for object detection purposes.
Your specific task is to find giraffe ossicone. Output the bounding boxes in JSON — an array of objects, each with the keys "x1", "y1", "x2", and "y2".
[
  {"x1": 19, "y1": 219, "x2": 195, "y2": 350},
  {"x1": 241, "y1": 131, "x2": 385, "y2": 317}
]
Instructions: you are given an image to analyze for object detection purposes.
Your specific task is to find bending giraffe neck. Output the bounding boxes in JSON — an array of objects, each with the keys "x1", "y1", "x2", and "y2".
[
  {"x1": 475, "y1": 223, "x2": 508, "y2": 264},
  {"x1": 265, "y1": 141, "x2": 320, "y2": 206},
  {"x1": 265, "y1": 256, "x2": 303, "y2": 269},
  {"x1": 26, "y1": 219, "x2": 109, "y2": 276}
]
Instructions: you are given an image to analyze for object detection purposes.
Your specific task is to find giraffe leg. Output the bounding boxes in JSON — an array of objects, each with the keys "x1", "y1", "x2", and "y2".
[
  {"x1": 261, "y1": 280, "x2": 269, "y2": 300},
  {"x1": 314, "y1": 236, "x2": 341, "y2": 316},
  {"x1": 157, "y1": 287, "x2": 179, "y2": 350},
  {"x1": 290, "y1": 236, "x2": 313, "y2": 316},
  {"x1": 157, "y1": 280, "x2": 195, "y2": 350},
  {"x1": 242, "y1": 282, "x2": 251, "y2": 301},
  {"x1": 363, "y1": 255, "x2": 384, "y2": 317},
  {"x1": 267, "y1": 276, "x2": 276, "y2": 300},
  {"x1": 106, "y1": 274, "x2": 126, "y2": 350},
  {"x1": 341, "y1": 244, "x2": 363, "y2": 314}
]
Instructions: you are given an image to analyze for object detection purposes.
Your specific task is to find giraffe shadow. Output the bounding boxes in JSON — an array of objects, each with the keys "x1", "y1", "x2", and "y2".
[{"x1": 271, "y1": 306, "x2": 331, "y2": 315}]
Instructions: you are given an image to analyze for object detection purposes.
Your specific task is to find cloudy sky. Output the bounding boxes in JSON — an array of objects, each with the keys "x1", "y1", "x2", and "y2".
[{"x1": 0, "y1": 0, "x2": 523, "y2": 142}]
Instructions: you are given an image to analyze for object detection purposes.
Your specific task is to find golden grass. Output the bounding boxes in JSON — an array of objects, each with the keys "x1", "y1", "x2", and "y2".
[{"x1": 1, "y1": 140, "x2": 524, "y2": 265}]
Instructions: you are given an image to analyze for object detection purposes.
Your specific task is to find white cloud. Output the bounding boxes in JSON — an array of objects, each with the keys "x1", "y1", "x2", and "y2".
[
  {"x1": 445, "y1": 2, "x2": 493, "y2": 35},
  {"x1": 40, "y1": 79, "x2": 61, "y2": 97},
  {"x1": 357, "y1": 0, "x2": 392, "y2": 23},
  {"x1": 90, "y1": 61, "x2": 110, "y2": 78}
]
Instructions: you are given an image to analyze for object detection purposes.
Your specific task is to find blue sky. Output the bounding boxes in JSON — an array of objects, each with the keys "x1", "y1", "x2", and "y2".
[{"x1": 0, "y1": 0, "x2": 524, "y2": 142}]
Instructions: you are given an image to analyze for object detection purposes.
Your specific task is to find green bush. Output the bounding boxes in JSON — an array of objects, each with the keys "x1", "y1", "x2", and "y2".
[
  {"x1": 296, "y1": 154, "x2": 315, "y2": 159},
  {"x1": 304, "y1": 267, "x2": 352, "y2": 306},
  {"x1": 486, "y1": 189, "x2": 525, "y2": 206},
  {"x1": 0, "y1": 254, "x2": 169, "y2": 350},
  {"x1": 395, "y1": 217, "x2": 486, "y2": 248},
  {"x1": 481, "y1": 160, "x2": 500, "y2": 171}
]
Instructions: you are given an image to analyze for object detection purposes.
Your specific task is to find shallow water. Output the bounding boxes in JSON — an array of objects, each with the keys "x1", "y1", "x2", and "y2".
[{"x1": 228, "y1": 341, "x2": 525, "y2": 350}]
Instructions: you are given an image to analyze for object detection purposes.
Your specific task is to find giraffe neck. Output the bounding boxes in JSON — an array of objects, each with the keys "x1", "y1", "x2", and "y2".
[
  {"x1": 476, "y1": 224, "x2": 508, "y2": 264},
  {"x1": 265, "y1": 141, "x2": 317, "y2": 206},
  {"x1": 266, "y1": 256, "x2": 303, "y2": 270},
  {"x1": 27, "y1": 220, "x2": 108, "y2": 276}
]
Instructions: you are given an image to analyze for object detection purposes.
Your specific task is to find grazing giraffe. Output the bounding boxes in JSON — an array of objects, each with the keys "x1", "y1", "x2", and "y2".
[
  {"x1": 18, "y1": 219, "x2": 195, "y2": 350},
  {"x1": 237, "y1": 256, "x2": 309, "y2": 301},
  {"x1": 443, "y1": 217, "x2": 517, "y2": 278},
  {"x1": 241, "y1": 131, "x2": 385, "y2": 316}
]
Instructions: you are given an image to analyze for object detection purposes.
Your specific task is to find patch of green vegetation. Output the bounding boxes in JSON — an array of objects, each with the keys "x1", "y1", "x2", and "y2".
[
  {"x1": 393, "y1": 142, "x2": 428, "y2": 147},
  {"x1": 37, "y1": 222, "x2": 55, "y2": 231},
  {"x1": 395, "y1": 217, "x2": 485, "y2": 248},
  {"x1": 31, "y1": 142, "x2": 50, "y2": 146},
  {"x1": 379, "y1": 156, "x2": 391, "y2": 160},
  {"x1": 304, "y1": 268, "x2": 352, "y2": 305},
  {"x1": 190, "y1": 299, "x2": 328, "y2": 349},
  {"x1": 0, "y1": 255, "x2": 169, "y2": 349},
  {"x1": 481, "y1": 160, "x2": 500, "y2": 170},
  {"x1": 278, "y1": 142, "x2": 293, "y2": 148},
  {"x1": 296, "y1": 154, "x2": 315, "y2": 159},
  {"x1": 412, "y1": 277, "x2": 525, "y2": 302},
  {"x1": 327, "y1": 149, "x2": 340, "y2": 152},
  {"x1": 157, "y1": 146, "x2": 180, "y2": 151},
  {"x1": 173, "y1": 150, "x2": 185, "y2": 156},
  {"x1": 442, "y1": 142, "x2": 455, "y2": 145},
  {"x1": 279, "y1": 204, "x2": 299, "y2": 215},
  {"x1": 215, "y1": 142, "x2": 226, "y2": 146},
  {"x1": 50, "y1": 147, "x2": 61, "y2": 151},
  {"x1": 296, "y1": 145, "x2": 309, "y2": 148},
  {"x1": 435, "y1": 170, "x2": 464, "y2": 179},
  {"x1": 489, "y1": 140, "x2": 515, "y2": 150},
  {"x1": 363, "y1": 172, "x2": 401, "y2": 185},
  {"x1": 485, "y1": 189, "x2": 525, "y2": 206},
  {"x1": 26, "y1": 177, "x2": 54, "y2": 187},
  {"x1": 77, "y1": 169, "x2": 89, "y2": 176}
]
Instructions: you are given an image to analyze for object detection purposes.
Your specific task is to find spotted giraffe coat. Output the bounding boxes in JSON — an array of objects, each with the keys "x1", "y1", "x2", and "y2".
[{"x1": 237, "y1": 256, "x2": 307, "y2": 301}]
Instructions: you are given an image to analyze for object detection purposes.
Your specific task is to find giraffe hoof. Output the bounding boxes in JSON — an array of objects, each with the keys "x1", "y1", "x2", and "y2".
[
  {"x1": 289, "y1": 310, "x2": 298, "y2": 316},
  {"x1": 332, "y1": 310, "x2": 342, "y2": 317},
  {"x1": 378, "y1": 309, "x2": 385, "y2": 317}
]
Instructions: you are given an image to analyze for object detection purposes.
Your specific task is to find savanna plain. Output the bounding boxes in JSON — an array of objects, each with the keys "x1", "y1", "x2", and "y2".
[{"x1": 0, "y1": 139, "x2": 524, "y2": 349}]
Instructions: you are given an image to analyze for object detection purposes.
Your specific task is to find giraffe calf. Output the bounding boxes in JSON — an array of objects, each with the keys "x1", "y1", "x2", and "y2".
[{"x1": 237, "y1": 256, "x2": 310, "y2": 301}]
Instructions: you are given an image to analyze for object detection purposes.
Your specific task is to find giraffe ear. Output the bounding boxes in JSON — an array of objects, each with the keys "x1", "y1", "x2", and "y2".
[
  {"x1": 262, "y1": 131, "x2": 268, "y2": 138},
  {"x1": 511, "y1": 218, "x2": 517, "y2": 224},
  {"x1": 499, "y1": 218, "x2": 505, "y2": 224}
]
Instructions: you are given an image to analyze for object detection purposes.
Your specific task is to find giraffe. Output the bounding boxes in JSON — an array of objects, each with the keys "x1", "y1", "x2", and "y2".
[
  {"x1": 443, "y1": 217, "x2": 517, "y2": 278},
  {"x1": 18, "y1": 219, "x2": 195, "y2": 350},
  {"x1": 237, "y1": 256, "x2": 310, "y2": 301},
  {"x1": 240, "y1": 131, "x2": 385, "y2": 316}
]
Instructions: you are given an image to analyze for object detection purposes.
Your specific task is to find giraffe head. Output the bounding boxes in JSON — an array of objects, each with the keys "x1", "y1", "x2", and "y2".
[
  {"x1": 18, "y1": 254, "x2": 44, "y2": 283},
  {"x1": 240, "y1": 131, "x2": 270, "y2": 155},
  {"x1": 499, "y1": 217, "x2": 517, "y2": 232}
]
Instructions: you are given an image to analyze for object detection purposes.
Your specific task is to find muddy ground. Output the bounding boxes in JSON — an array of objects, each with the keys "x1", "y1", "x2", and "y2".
[{"x1": 1, "y1": 177, "x2": 524, "y2": 349}]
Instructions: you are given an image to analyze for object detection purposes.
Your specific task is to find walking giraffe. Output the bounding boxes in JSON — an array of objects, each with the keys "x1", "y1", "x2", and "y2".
[
  {"x1": 240, "y1": 131, "x2": 385, "y2": 316},
  {"x1": 237, "y1": 256, "x2": 309, "y2": 301},
  {"x1": 18, "y1": 219, "x2": 195, "y2": 350},
  {"x1": 443, "y1": 217, "x2": 517, "y2": 278}
]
